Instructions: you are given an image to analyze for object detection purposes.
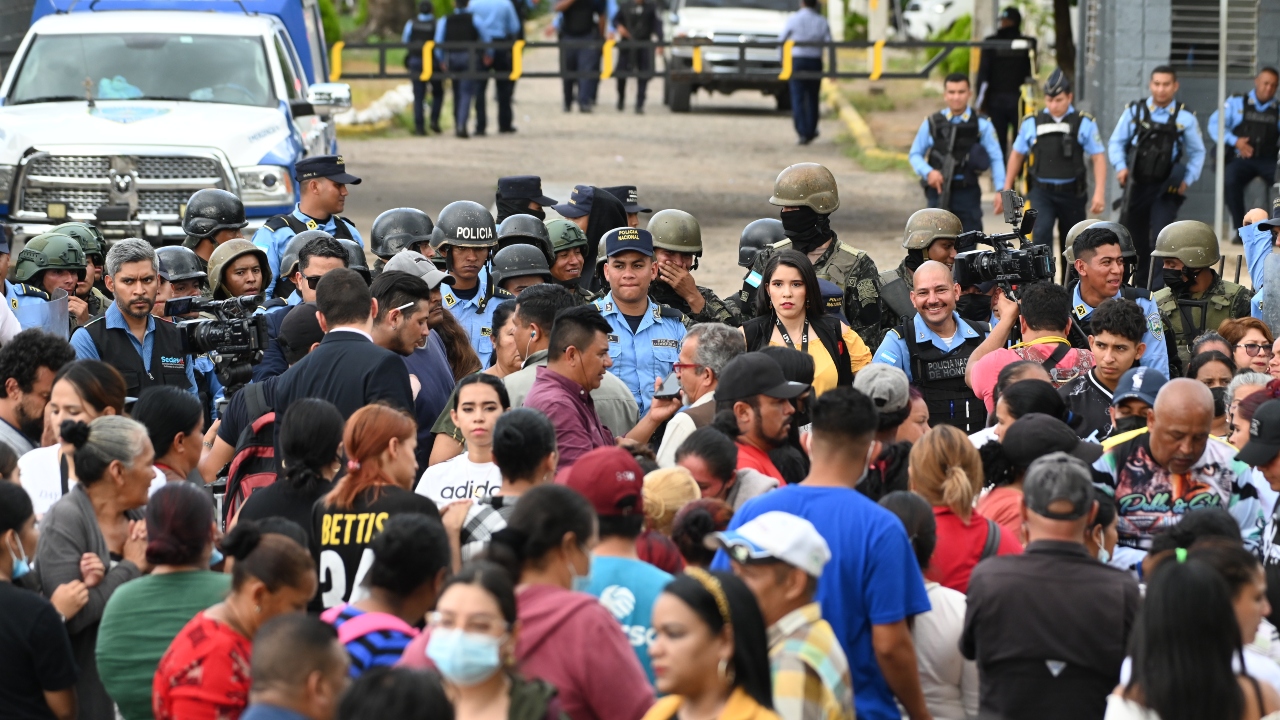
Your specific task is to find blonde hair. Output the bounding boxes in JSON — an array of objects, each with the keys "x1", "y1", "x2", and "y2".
[
  {"x1": 643, "y1": 467, "x2": 701, "y2": 535},
  {"x1": 908, "y1": 425, "x2": 983, "y2": 523}
]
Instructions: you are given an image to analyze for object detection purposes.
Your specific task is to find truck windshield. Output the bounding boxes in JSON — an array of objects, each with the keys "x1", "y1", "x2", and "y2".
[
  {"x1": 9, "y1": 33, "x2": 275, "y2": 107},
  {"x1": 683, "y1": 0, "x2": 799, "y2": 11}
]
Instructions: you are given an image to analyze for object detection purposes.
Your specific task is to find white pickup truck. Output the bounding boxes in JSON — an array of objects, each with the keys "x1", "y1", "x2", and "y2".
[{"x1": 0, "y1": 0, "x2": 351, "y2": 245}]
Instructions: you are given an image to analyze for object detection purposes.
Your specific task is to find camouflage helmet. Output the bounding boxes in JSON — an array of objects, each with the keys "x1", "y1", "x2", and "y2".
[
  {"x1": 1062, "y1": 219, "x2": 1101, "y2": 265},
  {"x1": 647, "y1": 209, "x2": 703, "y2": 255},
  {"x1": 768, "y1": 163, "x2": 839, "y2": 214},
  {"x1": 371, "y1": 208, "x2": 434, "y2": 260},
  {"x1": 281, "y1": 229, "x2": 338, "y2": 280},
  {"x1": 491, "y1": 243, "x2": 554, "y2": 287},
  {"x1": 15, "y1": 232, "x2": 87, "y2": 284},
  {"x1": 547, "y1": 219, "x2": 589, "y2": 254},
  {"x1": 1151, "y1": 220, "x2": 1221, "y2": 269},
  {"x1": 208, "y1": 239, "x2": 270, "y2": 299},
  {"x1": 739, "y1": 218, "x2": 785, "y2": 268},
  {"x1": 497, "y1": 214, "x2": 554, "y2": 263},
  {"x1": 50, "y1": 222, "x2": 105, "y2": 264},
  {"x1": 902, "y1": 208, "x2": 962, "y2": 250}
]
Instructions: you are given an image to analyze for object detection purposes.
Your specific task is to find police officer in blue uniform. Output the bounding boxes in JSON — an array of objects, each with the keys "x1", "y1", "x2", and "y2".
[
  {"x1": 436, "y1": 0, "x2": 486, "y2": 138},
  {"x1": 403, "y1": 0, "x2": 445, "y2": 135},
  {"x1": 469, "y1": 0, "x2": 522, "y2": 134},
  {"x1": 909, "y1": 72, "x2": 1006, "y2": 232},
  {"x1": 433, "y1": 200, "x2": 502, "y2": 366},
  {"x1": 593, "y1": 226, "x2": 689, "y2": 415},
  {"x1": 252, "y1": 155, "x2": 363, "y2": 296},
  {"x1": 1107, "y1": 65, "x2": 1206, "y2": 288},
  {"x1": 9, "y1": 233, "x2": 87, "y2": 332},
  {"x1": 1002, "y1": 69, "x2": 1108, "y2": 255},
  {"x1": 1208, "y1": 67, "x2": 1280, "y2": 234}
]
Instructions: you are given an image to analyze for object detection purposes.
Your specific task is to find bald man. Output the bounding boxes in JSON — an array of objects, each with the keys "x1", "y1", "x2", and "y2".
[
  {"x1": 1093, "y1": 377, "x2": 1264, "y2": 571},
  {"x1": 872, "y1": 260, "x2": 992, "y2": 433}
]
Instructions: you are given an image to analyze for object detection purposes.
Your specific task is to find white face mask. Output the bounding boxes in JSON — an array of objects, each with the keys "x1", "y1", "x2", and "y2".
[
  {"x1": 1093, "y1": 526, "x2": 1110, "y2": 564},
  {"x1": 854, "y1": 442, "x2": 876, "y2": 486}
]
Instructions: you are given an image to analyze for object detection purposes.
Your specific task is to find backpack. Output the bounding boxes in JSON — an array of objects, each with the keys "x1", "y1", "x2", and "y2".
[{"x1": 222, "y1": 383, "x2": 276, "y2": 525}]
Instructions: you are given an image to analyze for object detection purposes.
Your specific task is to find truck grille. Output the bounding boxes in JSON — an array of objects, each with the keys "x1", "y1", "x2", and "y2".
[
  {"x1": 136, "y1": 156, "x2": 222, "y2": 180},
  {"x1": 138, "y1": 189, "x2": 193, "y2": 215},
  {"x1": 26, "y1": 155, "x2": 112, "y2": 179},
  {"x1": 21, "y1": 186, "x2": 112, "y2": 215}
]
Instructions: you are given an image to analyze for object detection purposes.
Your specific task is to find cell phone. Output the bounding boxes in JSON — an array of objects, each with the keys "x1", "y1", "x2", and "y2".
[{"x1": 654, "y1": 371, "x2": 682, "y2": 400}]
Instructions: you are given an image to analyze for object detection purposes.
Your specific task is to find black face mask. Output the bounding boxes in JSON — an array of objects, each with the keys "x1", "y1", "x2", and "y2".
[
  {"x1": 955, "y1": 293, "x2": 992, "y2": 323},
  {"x1": 1211, "y1": 386, "x2": 1227, "y2": 417},
  {"x1": 780, "y1": 207, "x2": 832, "y2": 253},
  {"x1": 1113, "y1": 415, "x2": 1147, "y2": 434},
  {"x1": 496, "y1": 197, "x2": 545, "y2": 223},
  {"x1": 1163, "y1": 267, "x2": 1193, "y2": 293}
]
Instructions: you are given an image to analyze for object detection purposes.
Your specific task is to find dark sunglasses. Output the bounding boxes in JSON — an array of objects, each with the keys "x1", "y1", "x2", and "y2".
[
  {"x1": 1237, "y1": 343, "x2": 1274, "y2": 358},
  {"x1": 302, "y1": 274, "x2": 323, "y2": 290}
]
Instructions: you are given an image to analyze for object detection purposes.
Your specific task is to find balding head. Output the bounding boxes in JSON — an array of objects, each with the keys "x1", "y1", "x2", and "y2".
[
  {"x1": 1148, "y1": 378, "x2": 1214, "y2": 474},
  {"x1": 1245, "y1": 207, "x2": 1271, "y2": 226},
  {"x1": 914, "y1": 260, "x2": 952, "y2": 286},
  {"x1": 911, "y1": 261, "x2": 959, "y2": 331}
]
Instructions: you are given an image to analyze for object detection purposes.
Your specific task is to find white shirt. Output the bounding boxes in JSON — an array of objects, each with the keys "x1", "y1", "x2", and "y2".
[
  {"x1": 415, "y1": 454, "x2": 502, "y2": 506},
  {"x1": 1120, "y1": 646, "x2": 1280, "y2": 695},
  {"x1": 20, "y1": 445, "x2": 167, "y2": 518},
  {"x1": 909, "y1": 582, "x2": 979, "y2": 720},
  {"x1": 655, "y1": 390, "x2": 715, "y2": 468},
  {"x1": 968, "y1": 426, "x2": 998, "y2": 449}
]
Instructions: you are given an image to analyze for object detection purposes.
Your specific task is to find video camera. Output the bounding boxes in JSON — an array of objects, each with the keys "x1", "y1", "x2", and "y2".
[
  {"x1": 952, "y1": 190, "x2": 1055, "y2": 301},
  {"x1": 164, "y1": 295, "x2": 270, "y2": 390}
]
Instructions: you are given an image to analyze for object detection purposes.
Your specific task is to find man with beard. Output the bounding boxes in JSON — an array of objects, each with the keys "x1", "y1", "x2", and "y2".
[
  {"x1": 0, "y1": 329, "x2": 75, "y2": 455},
  {"x1": 552, "y1": 184, "x2": 629, "y2": 293},
  {"x1": 546, "y1": 219, "x2": 595, "y2": 304},
  {"x1": 712, "y1": 352, "x2": 808, "y2": 485},
  {"x1": 645, "y1": 209, "x2": 740, "y2": 326},
  {"x1": 9, "y1": 232, "x2": 89, "y2": 330},
  {"x1": 370, "y1": 271, "x2": 434, "y2": 357},
  {"x1": 495, "y1": 176, "x2": 558, "y2": 223},
  {"x1": 878, "y1": 208, "x2": 963, "y2": 328},
  {"x1": 71, "y1": 239, "x2": 198, "y2": 398}
]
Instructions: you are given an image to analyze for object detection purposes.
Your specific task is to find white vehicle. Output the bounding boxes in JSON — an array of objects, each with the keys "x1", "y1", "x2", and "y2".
[
  {"x1": 900, "y1": 0, "x2": 971, "y2": 40},
  {"x1": 0, "y1": 3, "x2": 351, "y2": 245},
  {"x1": 662, "y1": 0, "x2": 798, "y2": 113}
]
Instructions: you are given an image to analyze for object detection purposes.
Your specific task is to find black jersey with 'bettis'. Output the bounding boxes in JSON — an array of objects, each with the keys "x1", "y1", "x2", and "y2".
[{"x1": 1059, "y1": 369, "x2": 1115, "y2": 442}]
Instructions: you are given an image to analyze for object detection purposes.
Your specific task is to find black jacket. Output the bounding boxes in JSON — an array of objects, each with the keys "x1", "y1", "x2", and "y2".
[
  {"x1": 272, "y1": 331, "x2": 414, "y2": 422},
  {"x1": 742, "y1": 313, "x2": 855, "y2": 388}
]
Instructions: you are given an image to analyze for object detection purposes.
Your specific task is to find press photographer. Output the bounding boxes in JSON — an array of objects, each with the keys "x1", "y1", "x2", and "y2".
[
  {"x1": 951, "y1": 191, "x2": 1055, "y2": 303},
  {"x1": 162, "y1": 295, "x2": 270, "y2": 403}
]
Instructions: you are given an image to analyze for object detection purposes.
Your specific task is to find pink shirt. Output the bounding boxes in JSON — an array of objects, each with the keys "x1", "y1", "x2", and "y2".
[{"x1": 969, "y1": 344, "x2": 1096, "y2": 412}]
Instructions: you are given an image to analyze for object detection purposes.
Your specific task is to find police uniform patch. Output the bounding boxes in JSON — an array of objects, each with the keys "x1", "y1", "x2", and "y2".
[
  {"x1": 480, "y1": 326, "x2": 492, "y2": 337},
  {"x1": 608, "y1": 334, "x2": 620, "y2": 343},
  {"x1": 745, "y1": 271, "x2": 762, "y2": 288},
  {"x1": 305, "y1": 219, "x2": 318, "y2": 230},
  {"x1": 444, "y1": 294, "x2": 457, "y2": 308},
  {"x1": 1074, "y1": 303, "x2": 1089, "y2": 318},
  {"x1": 1147, "y1": 312, "x2": 1163, "y2": 339},
  {"x1": 652, "y1": 339, "x2": 678, "y2": 348},
  {"x1": 9, "y1": 299, "x2": 15, "y2": 310}
]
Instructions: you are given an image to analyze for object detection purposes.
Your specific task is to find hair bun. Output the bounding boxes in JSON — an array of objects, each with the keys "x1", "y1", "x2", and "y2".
[
  {"x1": 219, "y1": 522, "x2": 264, "y2": 561},
  {"x1": 489, "y1": 527, "x2": 529, "y2": 561},
  {"x1": 60, "y1": 420, "x2": 91, "y2": 449}
]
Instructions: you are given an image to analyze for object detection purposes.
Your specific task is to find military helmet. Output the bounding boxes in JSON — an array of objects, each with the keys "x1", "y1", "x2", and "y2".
[
  {"x1": 768, "y1": 163, "x2": 839, "y2": 214},
  {"x1": 1062, "y1": 218, "x2": 1101, "y2": 265},
  {"x1": 156, "y1": 246, "x2": 208, "y2": 284},
  {"x1": 1151, "y1": 220, "x2": 1221, "y2": 269},
  {"x1": 648, "y1": 209, "x2": 703, "y2": 255},
  {"x1": 432, "y1": 200, "x2": 497, "y2": 251},
  {"x1": 15, "y1": 232, "x2": 87, "y2": 284},
  {"x1": 497, "y1": 214, "x2": 554, "y2": 263},
  {"x1": 371, "y1": 207, "x2": 434, "y2": 260},
  {"x1": 547, "y1": 219, "x2": 589, "y2": 253},
  {"x1": 51, "y1": 222, "x2": 105, "y2": 263},
  {"x1": 739, "y1": 218, "x2": 784, "y2": 268},
  {"x1": 491, "y1": 244, "x2": 553, "y2": 288},
  {"x1": 597, "y1": 237, "x2": 608, "y2": 267},
  {"x1": 183, "y1": 189, "x2": 247, "y2": 239},
  {"x1": 902, "y1": 208, "x2": 962, "y2": 250},
  {"x1": 207, "y1": 238, "x2": 269, "y2": 299},
  {"x1": 280, "y1": 230, "x2": 337, "y2": 280},
  {"x1": 338, "y1": 239, "x2": 371, "y2": 284}
]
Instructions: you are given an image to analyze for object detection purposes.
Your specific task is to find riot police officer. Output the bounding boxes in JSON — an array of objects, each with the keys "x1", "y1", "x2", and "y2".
[
  {"x1": 1150, "y1": 220, "x2": 1251, "y2": 374},
  {"x1": 497, "y1": 214, "x2": 555, "y2": 261},
  {"x1": 729, "y1": 218, "x2": 784, "y2": 317},
  {"x1": 545, "y1": 218, "x2": 595, "y2": 304},
  {"x1": 1063, "y1": 219, "x2": 1140, "y2": 287},
  {"x1": 252, "y1": 155, "x2": 364, "y2": 295},
  {"x1": 155, "y1": 246, "x2": 208, "y2": 318},
  {"x1": 491, "y1": 244, "x2": 554, "y2": 297},
  {"x1": 879, "y1": 208, "x2": 963, "y2": 329},
  {"x1": 51, "y1": 222, "x2": 111, "y2": 322},
  {"x1": 740, "y1": 163, "x2": 885, "y2": 348},
  {"x1": 371, "y1": 207, "x2": 436, "y2": 274},
  {"x1": 10, "y1": 233, "x2": 87, "y2": 331},
  {"x1": 432, "y1": 200, "x2": 501, "y2": 365},
  {"x1": 182, "y1": 188, "x2": 248, "y2": 272},
  {"x1": 603, "y1": 185, "x2": 652, "y2": 228},
  {"x1": 1107, "y1": 66, "x2": 1206, "y2": 287},
  {"x1": 1002, "y1": 69, "x2": 1108, "y2": 254},
  {"x1": 1208, "y1": 68, "x2": 1280, "y2": 233},
  {"x1": 647, "y1": 209, "x2": 740, "y2": 327},
  {"x1": 339, "y1": 239, "x2": 371, "y2": 285},
  {"x1": 495, "y1": 175, "x2": 558, "y2": 223}
]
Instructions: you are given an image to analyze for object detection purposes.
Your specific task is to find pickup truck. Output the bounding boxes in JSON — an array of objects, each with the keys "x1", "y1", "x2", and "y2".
[{"x1": 0, "y1": 0, "x2": 352, "y2": 245}]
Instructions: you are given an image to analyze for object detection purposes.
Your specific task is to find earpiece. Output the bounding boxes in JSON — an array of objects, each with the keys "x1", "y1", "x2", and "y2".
[{"x1": 530, "y1": 330, "x2": 537, "y2": 338}]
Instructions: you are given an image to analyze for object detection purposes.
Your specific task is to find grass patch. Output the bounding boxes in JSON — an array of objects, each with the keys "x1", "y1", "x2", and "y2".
[
  {"x1": 846, "y1": 91, "x2": 896, "y2": 114},
  {"x1": 835, "y1": 130, "x2": 912, "y2": 173}
]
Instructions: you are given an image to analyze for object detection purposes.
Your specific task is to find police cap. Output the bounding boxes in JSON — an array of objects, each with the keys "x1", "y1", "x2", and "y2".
[
  {"x1": 371, "y1": 207, "x2": 435, "y2": 260},
  {"x1": 551, "y1": 185, "x2": 594, "y2": 219},
  {"x1": 602, "y1": 186, "x2": 652, "y2": 214},
  {"x1": 1044, "y1": 68, "x2": 1072, "y2": 96},
  {"x1": 604, "y1": 227, "x2": 654, "y2": 258},
  {"x1": 295, "y1": 155, "x2": 362, "y2": 185},
  {"x1": 739, "y1": 218, "x2": 785, "y2": 268},
  {"x1": 497, "y1": 175, "x2": 557, "y2": 205},
  {"x1": 182, "y1": 188, "x2": 248, "y2": 241}
]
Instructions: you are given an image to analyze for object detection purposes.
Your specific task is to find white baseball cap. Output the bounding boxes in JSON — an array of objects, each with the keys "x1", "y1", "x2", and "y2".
[{"x1": 708, "y1": 511, "x2": 831, "y2": 578}]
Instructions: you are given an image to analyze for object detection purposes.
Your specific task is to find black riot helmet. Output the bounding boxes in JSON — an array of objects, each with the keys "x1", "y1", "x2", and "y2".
[
  {"x1": 281, "y1": 229, "x2": 337, "y2": 280},
  {"x1": 156, "y1": 246, "x2": 209, "y2": 285},
  {"x1": 338, "y1": 239, "x2": 371, "y2": 284},
  {"x1": 371, "y1": 207, "x2": 435, "y2": 260},
  {"x1": 431, "y1": 201, "x2": 497, "y2": 272},
  {"x1": 739, "y1": 218, "x2": 785, "y2": 268},
  {"x1": 1092, "y1": 220, "x2": 1139, "y2": 284},
  {"x1": 183, "y1": 189, "x2": 247, "y2": 239},
  {"x1": 497, "y1": 214, "x2": 554, "y2": 263},
  {"x1": 491, "y1": 243, "x2": 554, "y2": 288}
]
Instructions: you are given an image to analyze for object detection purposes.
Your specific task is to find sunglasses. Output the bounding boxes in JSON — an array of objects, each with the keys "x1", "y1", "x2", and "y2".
[
  {"x1": 301, "y1": 274, "x2": 324, "y2": 290},
  {"x1": 1237, "y1": 343, "x2": 1274, "y2": 358}
]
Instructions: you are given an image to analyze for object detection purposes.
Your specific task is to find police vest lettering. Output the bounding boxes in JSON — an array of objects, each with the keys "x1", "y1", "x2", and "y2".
[
  {"x1": 454, "y1": 226, "x2": 494, "y2": 241},
  {"x1": 83, "y1": 316, "x2": 190, "y2": 398},
  {"x1": 1234, "y1": 95, "x2": 1280, "y2": 160},
  {"x1": 923, "y1": 354, "x2": 969, "y2": 381},
  {"x1": 1031, "y1": 110, "x2": 1087, "y2": 183}
]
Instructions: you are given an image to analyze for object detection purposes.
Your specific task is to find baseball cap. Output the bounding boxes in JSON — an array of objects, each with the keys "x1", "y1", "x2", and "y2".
[
  {"x1": 1002, "y1": 414, "x2": 1103, "y2": 467},
  {"x1": 560, "y1": 447, "x2": 644, "y2": 517},
  {"x1": 552, "y1": 185, "x2": 594, "y2": 219},
  {"x1": 602, "y1": 186, "x2": 652, "y2": 214},
  {"x1": 384, "y1": 250, "x2": 455, "y2": 289},
  {"x1": 295, "y1": 155, "x2": 362, "y2": 185},
  {"x1": 1023, "y1": 451, "x2": 1096, "y2": 520},
  {"x1": 999, "y1": 6, "x2": 1021, "y2": 23},
  {"x1": 497, "y1": 175, "x2": 557, "y2": 206},
  {"x1": 708, "y1": 511, "x2": 831, "y2": 578},
  {"x1": 717, "y1": 352, "x2": 808, "y2": 403},
  {"x1": 603, "y1": 227, "x2": 654, "y2": 258},
  {"x1": 853, "y1": 363, "x2": 910, "y2": 414},
  {"x1": 1236, "y1": 400, "x2": 1280, "y2": 466},
  {"x1": 278, "y1": 302, "x2": 325, "y2": 365},
  {"x1": 1255, "y1": 196, "x2": 1280, "y2": 232},
  {"x1": 0, "y1": 225, "x2": 11, "y2": 255},
  {"x1": 817, "y1": 279, "x2": 844, "y2": 319},
  {"x1": 1112, "y1": 366, "x2": 1168, "y2": 408}
]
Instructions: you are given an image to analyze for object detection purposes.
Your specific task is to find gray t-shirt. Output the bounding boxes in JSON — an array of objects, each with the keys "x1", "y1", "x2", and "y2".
[{"x1": 0, "y1": 419, "x2": 35, "y2": 457}]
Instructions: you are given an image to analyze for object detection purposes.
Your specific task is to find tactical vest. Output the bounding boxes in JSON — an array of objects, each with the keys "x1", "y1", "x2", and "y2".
[
  {"x1": 404, "y1": 18, "x2": 436, "y2": 68},
  {"x1": 83, "y1": 316, "x2": 191, "y2": 399},
  {"x1": 444, "y1": 11, "x2": 480, "y2": 42},
  {"x1": 1030, "y1": 110, "x2": 1087, "y2": 185},
  {"x1": 1233, "y1": 94, "x2": 1280, "y2": 160},
  {"x1": 1157, "y1": 281, "x2": 1242, "y2": 368},
  {"x1": 263, "y1": 213, "x2": 355, "y2": 241},
  {"x1": 561, "y1": 0, "x2": 597, "y2": 36},
  {"x1": 901, "y1": 320, "x2": 989, "y2": 433},
  {"x1": 927, "y1": 111, "x2": 981, "y2": 182},
  {"x1": 1127, "y1": 101, "x2": 1183, "y2": 185},
  {"x1": 1067, "y1": 286, "x2": 1151, "y2": 350}
]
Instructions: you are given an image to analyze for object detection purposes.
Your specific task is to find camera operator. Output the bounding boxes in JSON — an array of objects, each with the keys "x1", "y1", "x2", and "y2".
[
  {"x1": 71, "y1": 239, "x2": 197, "y2": 398},
  {"x1": 965, "y1": 282, "x2": 1095, "y2": 411},
  {"x1": 156, "y1": 245, "x2": 221, "y2": 426},
  {"x1": 873, "y1": 260, "x2": 991, "y2": 433}
]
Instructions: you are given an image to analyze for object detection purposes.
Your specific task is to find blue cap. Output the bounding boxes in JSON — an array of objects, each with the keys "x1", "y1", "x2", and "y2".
[
  {"x1": 603, "y1": 227, "x2": 654, "y2": 258},
  {"x1": 817, "y1": 279, "x2": 844, "y2": 319},
  {"x1": 0, "y1": 225, "x2": 11, "y2": 254},
  {"x1": 497, "y1": 175, "x2": 557, "y2": 205},
  {"x1": 552, "y1": 185, "x2": 593, "y2": 219},
  {"x1": 295, "y1": 155, "x2": 361, "y2": 185},
  {"x1": 1112, "y1": 366, "x2": 1168, "y2": 408}
]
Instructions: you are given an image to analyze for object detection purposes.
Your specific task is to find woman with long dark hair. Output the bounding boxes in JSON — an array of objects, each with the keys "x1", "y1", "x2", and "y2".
[
  {"x1": 741, "y1": 250, "x2": 870, "y2": 395},
  {"x1": 990, "y1": 378, "x2": 1073, "y2": 442},
  {"x1": 644, "y1": 569, "x2": 778, "y2": 719},
  {"x1": 1186, "y1": 350, "x2": 1238, "y2": 439},
  {"x1": 417, "y1": 374, "x2": 509, "y2": 507},
  {"x1": 131, "y1": 385, "x2": 205, "y2": 483}
]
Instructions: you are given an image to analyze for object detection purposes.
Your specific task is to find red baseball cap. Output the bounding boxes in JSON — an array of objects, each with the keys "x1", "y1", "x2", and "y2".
[{"x1": 559, "y1": 447, "x2": 645, "y2": 517}]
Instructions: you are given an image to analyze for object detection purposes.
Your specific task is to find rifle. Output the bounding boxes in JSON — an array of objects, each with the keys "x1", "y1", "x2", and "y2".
[{"x1": 940, "y1": 121, "x2": 959, "y2": 210}]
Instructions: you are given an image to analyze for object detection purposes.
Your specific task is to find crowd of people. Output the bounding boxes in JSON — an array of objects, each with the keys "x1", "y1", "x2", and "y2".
[{"x1": 5, "y1": 124, "x2": 1280, "y2": 720}]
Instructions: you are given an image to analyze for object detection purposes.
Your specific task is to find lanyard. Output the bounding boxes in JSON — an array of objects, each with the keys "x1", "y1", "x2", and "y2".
[{"x1": 774, "y1": 316, "x2": 809, "y2": 353}]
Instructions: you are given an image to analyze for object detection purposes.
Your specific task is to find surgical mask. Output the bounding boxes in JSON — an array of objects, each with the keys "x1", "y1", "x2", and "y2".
[
  {"x1": 1210, "y1": 386, "x2": 1227, "y2": 417},
  {"x1": 955, "y1": 293, "x2": 992, "y2": 323},
  {"x1": 854, "y1": 442, "x2": 876, "y2": 487},
  {"x1": 426, "y1": 629, "x2": 504, "y2": 686},
  {"x1": 209, "y1": 548, "x2": 224, "y2": 567},
  {"x1": 8, "y1": 535, "x2": 30, "y2": 580},
  {"x1": 1163, "y1": 267, "x2": 1193, "y2": 293},
  {"x1": 568, "y1": 553, "x2": 592, "y2": 593},
  {"x1": 1113, "y1": 415, "x2": 1147, "y2": 434},
  {"x1": 1093, "y1": 527, "x2": 1110, "y2": 564},
  {"x1": 779, "y1": 207, "x2": 832, "y2": 253}
]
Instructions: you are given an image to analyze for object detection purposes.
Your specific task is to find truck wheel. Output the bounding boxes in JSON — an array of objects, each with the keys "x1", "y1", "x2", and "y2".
[
  {"x1": 670, "y1": 81, "x2": 692, "y2": 113},
  {"x1": 775, "y1": 91, "x2": 791, "y2": 112}
]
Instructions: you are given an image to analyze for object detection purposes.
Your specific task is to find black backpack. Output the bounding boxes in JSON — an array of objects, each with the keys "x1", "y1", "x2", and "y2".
[
  {"x1": 1128, "y1": 101, "x2": 1183, "y2": 185},
  {"x1": 222, "y1": 383, "x2": 277, "y2": 525}
]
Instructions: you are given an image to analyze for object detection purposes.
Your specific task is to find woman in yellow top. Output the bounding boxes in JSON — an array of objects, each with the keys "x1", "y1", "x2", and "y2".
[
  {"x1": 741, "y1": 250, "x2": 871, "y2": 395},
  {"x1": 644, "y1": 568, "x2": 780, "y2": 720}
]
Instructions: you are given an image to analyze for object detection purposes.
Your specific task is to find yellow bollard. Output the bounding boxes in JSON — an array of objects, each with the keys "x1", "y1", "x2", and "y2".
[
  {"x1": 778, "y1": 39, "x2": 794, "y2": 81},
  {"x1": 329, "y1": 41, "x2": 345, "y2": 81},
  {"x1": 510, "y1": 39, "x2": 525, "y2": 81},
  {"x1": 692, "y1": 44, "x2": 703, "y2": 74},
  {"x1": 869, "y1": 38, "x2": 885, "y2": 81},
  {"x1": 601, "y1": 38, "x2": 616, "y2": 79},
  {"x1": 420, "y1": 41, "x2": 434, "y2": 81}
]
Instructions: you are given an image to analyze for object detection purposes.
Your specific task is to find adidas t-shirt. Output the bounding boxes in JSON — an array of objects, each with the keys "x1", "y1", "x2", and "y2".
[
  {"x1": 584, "y1": 555, "x2": 673, "y2": 685},
  {"x1": 414, "y1": 455, "x2": 502, "y2": 506}
]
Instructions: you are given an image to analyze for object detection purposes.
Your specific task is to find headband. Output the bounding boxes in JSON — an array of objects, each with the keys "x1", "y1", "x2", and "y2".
[{"x1": 685, "y1": 567, "x2": 732, "y2": 630}]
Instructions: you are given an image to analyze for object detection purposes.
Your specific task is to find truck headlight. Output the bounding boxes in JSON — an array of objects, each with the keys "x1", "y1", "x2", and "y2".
[
  {"x1": 0, "y1": 165, "x2": 14, "y2": 201},
  {"x1": 236, "y1": 165, "x2": 294, "y2": 206}
]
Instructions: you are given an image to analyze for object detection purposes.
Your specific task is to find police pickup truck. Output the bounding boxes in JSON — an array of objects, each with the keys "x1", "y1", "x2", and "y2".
[
  {"x1": 663, "y1": 0, "x2": 797, "y2": 112},
  {"x1": 0, "y1": 0, "x2": 351, "y2": 245}
]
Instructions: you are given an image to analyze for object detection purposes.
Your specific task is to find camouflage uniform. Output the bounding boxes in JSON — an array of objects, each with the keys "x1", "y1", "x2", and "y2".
[{"x1": 645, "y1": 208, "x2": 741, "y2": 327}]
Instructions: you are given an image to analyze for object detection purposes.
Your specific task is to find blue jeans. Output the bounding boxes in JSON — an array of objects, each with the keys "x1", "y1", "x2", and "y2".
[
  {"x1": 789, "y1": 56, "x2": 822, "y2": 139},
  {"x1": 1028, "y1": 183, "x2": 1086, "y2": 257},
  {"x1": 560, "y1": 34, "x2": 599, "y2": 109}
]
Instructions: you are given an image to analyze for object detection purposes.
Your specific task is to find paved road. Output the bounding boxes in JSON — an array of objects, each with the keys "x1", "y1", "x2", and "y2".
[{"x1": 340, "y1": 64, "x2": 932, "y2": 297}]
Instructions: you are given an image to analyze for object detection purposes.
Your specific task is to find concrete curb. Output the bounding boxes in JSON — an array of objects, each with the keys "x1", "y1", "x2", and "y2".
[{"x1": 820, "y1": 78, "x2": 909, "y2": 163}]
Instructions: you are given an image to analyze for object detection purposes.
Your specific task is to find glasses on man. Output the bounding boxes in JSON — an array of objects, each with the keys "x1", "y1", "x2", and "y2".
[
  {"x1": 672, "y1": 362, "x2": 705, "y2": 373},
  {"x1": 302, "y1": 274, "x2": 324, "y2": 290},
  {"x1": 1237, "y1": 343, "x2": 1274, "y2": 358}
]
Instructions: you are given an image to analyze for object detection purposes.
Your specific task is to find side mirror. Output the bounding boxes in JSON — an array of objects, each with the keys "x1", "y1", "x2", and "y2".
[{"x1": 305, "y1": 83, "x2": 353, "y2": 116}]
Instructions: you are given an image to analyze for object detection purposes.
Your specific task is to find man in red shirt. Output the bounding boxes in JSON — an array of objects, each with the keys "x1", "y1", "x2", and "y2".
[{"x1": 713, "y1": 352, "x2": 807, "y2": 484}]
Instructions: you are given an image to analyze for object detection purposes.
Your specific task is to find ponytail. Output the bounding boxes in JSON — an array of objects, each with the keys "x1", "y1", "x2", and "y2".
[{"x1": 908, "y1": 425, "x2": 984, "y2": 523}]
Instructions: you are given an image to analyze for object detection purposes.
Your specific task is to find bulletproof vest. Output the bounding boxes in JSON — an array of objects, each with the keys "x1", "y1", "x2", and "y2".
[
  {"x1": 561, "y1": 0, "x2": 597, "y2": 36},
  {"x1": 1157, "y1": 281, "x2": 1238, "y2": 367},
  {"x1": 1030, "y1": 110, "x2": 1087, "y2": 183},
  {"x1": 618, "y1": 0, "x2": 655, "y2": 39},
  {"x1": 927, "y1": 112, "x2": 980, "y2": 177},
  {"x1": 444, "y1": 11, "x2": 480, "y2": 41},
  {"x1": 1068, "y1": 286, "x2": 1151, "y2": 350},
  {"x1": 902, "y1": 321, "x2": 989, "y2": 434},
  {"x1": 263, "y1": 213, "x2": 355, "y2": 241},
  {"x1": 1128, "y1": 101, "x2": 1183, "y2": 185},
  {"x1": 984, "y1": 29, "x2": 1032, "y2": 94},
  {"x1": 83, "y1": 316, "x2": 191, "y2": 399},
  {"x1": 1234, "y1": 95, "x2": 1280, "y2": 160},
  {"x1": 406, "y1": 18, "x2": 436, "y2": 60}
]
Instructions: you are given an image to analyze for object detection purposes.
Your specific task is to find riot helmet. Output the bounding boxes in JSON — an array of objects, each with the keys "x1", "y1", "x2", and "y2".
[
  {"x1": 183, "y1": 189, "x2": 247, "y2": 239},
  {"x1": 497, "y1": 214, "x2": 554, "y2": 263},
  {"x1": 1062, "y1": 218, "x2": 1101, "y2": 266},
  {"x1": 15, "y1": 233, "x2": 87, "y2": 285},
  {"x1": 156, "y1": 246, "x2": 208, "y2": 285},
  {"x1": 491, "y1": 244, "x2": 554, "y2": 289},
  {"x1": 338, "y1": 239, "x2": 371, "y2": 284},
  {"x1": 739, "y1": 218, "x2": 784, "y2": 268},
  {"x1": 281, "y1": 230, "x2": 337, "y2": 280},
  {"x1": 371, "y1": 207, "x2": 435, "y2": 260},
  {"x1": 432, "y1": 200, "x2": 497, "y2": 272},
  {"x1": 768, "y1": 163, "x2": 839, "y2": 214}
]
